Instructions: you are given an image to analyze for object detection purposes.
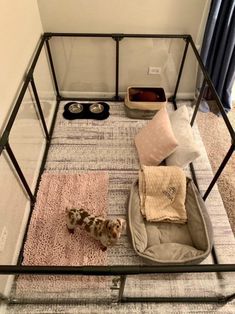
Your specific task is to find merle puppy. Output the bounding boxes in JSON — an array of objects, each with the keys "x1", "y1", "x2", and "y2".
[{"x1": 66, "y1": 208, "x2": 126, "y2": 251}]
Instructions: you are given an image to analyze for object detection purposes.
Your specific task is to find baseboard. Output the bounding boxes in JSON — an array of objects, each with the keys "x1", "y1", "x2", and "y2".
[{"x1": 60, "y1": 90, "x2": 196, "y2": 100}]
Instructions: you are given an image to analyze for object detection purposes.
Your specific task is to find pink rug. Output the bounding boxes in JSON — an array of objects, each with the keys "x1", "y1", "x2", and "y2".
[
  {"x1": 17, "y1": 171, "x2": 109, "y2": 292},
  {"x1": 23, "y1": 171, "x2": 109, "y2": 266}
]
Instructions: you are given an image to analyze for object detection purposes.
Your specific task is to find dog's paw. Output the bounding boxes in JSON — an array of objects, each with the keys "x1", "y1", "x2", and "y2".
[
  {"x1": 100, "y1": 245, "x2": 107, "y2": 252},
  {"x1": 67, "y1": 227, "x2": 75, "y2": 234}
]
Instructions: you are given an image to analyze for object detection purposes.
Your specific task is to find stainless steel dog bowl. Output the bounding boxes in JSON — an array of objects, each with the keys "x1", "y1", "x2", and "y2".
[
  {"x1": 89, "y1": 103, "x2": 104, "y2": 114},
  {"x1": 68, "y1": 103, "x2": 84, "y2": 113}
]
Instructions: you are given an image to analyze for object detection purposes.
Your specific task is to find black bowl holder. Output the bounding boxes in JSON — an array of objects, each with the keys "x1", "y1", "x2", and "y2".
[{"x1": 63, "y1": 102, "x2": 110, "y2": 120}]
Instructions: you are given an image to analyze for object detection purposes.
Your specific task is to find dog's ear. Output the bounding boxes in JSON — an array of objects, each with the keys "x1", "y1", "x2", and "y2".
[
  {"x1": 117, "y1": 219, "x2": 126, "y2": 232},
  {"x1": 122, "y1": 219, "x2": 127, "y2": 232},
  {"x1": 104, "y1": 220, "x2": 110, "y2": 230}
]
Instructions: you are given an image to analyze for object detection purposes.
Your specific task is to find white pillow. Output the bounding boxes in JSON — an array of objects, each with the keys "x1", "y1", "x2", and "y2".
[{"x1": 165, "y1": 106, "x2": 200, "y2": 168}]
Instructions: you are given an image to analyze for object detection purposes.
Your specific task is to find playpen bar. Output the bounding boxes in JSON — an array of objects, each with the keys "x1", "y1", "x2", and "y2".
[
  {"x1": 189, "y1": 163, "x2": 199, "y2": 190},
  {"x1": 59, "y1": 96, "x2": 119, "y2": 102},
  {"x1": 5, "y1": 294, "x2": 235, "y2": 305},
  {"x1": 117, "y1": 275, "x2": 127, "y2": 302},
  {"x1": 203, "y1": 144, "x2": 235, "y2": 201},
  {"x1": 44, "y1": 33, "x2": 189, "y2": 40},
  {"x1": 30, "y1": 78, "x2": 50, "y2": 141},
  {"x1": 172, "y1": 38, "x2": 189, "y2": 109},
  {"x1": 45, "y1": 38, "x2": 60, "y2": 99},
  {"x1": 120, "y1": 295, "x2": 233, "y2": 304},
  {"x1": 190, "y1": 79, "x2": 207, "y2": 127},
  {"x1": 0, "y1": 264, "x2": 235, "y2": 275},
  {"x1": 114, "y1": 36, "x2": 121, "y2": 101},
  {"x1": 5, "y1": 143, "x2": 35, "y2": 203},
  {"x1": 5, "y1": 295, "x2": 234, "y2": 305}
]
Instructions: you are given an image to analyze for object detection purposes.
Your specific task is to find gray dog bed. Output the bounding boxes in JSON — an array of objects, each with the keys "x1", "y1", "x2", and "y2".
[{"x1": 128, "y1": 178, "x2": 213, "y2": 264}]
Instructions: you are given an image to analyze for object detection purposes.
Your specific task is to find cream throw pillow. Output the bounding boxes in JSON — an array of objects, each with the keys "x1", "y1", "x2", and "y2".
[
  {"x1": 135, "y1": 107, "x2": 178, "y2": 166},
  {"x1": 166, "y1": 105, "x2": 200, "y2": 168}
]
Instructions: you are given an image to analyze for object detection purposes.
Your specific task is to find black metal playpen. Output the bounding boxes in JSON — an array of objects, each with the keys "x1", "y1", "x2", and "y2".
[{"x1": 0, "y1": 33, "x2": 234, "y2": 305}]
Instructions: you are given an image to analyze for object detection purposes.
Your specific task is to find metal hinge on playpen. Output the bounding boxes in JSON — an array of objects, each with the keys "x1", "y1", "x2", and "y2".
[{"x1": 110, "y1": 275, "x2": 127, "y2": 302}]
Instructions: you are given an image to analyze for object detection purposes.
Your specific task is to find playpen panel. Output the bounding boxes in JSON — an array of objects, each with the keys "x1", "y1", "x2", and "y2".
[
  {"x1": 33, "y1": 45, "x2": 57, "y2": 130},
  {"x1": 0, "y1": 152, "x2": 30, "y2": 295},
  {"x1": 8, "y1": 87, "x2": 46, "y2": 192},
  {"x1": 49, "y1": 37, "x2": 116, "y2": 97},
  {"x1": 119, "y1": 38, "x2": 193, "y2": 97}
]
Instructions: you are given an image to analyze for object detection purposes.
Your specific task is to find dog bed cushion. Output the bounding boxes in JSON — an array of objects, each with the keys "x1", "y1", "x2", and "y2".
[{"x1": 128, "y1": 178, "x2": 213, "y2": 264}]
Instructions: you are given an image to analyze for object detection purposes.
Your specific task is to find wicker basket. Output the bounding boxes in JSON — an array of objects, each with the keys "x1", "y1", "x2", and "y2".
[{"x1": 124, "y1": 87, "x2": 166, "y2": 119}]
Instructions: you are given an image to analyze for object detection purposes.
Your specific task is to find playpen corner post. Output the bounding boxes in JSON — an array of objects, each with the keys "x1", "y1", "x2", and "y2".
[
  {"x1": 171, "y1": 36, "x2": 190, "y2": 109},
  {"x1": 44, "y1": 36, "x2": 61, "y2": 101},
  {"x1": 112, "y1": 34, "x2": 124, "y2": 101},
  {"x1": 190, "y1": 78, "x2": 207, "y2": 126},
  {"x1": 117, "y1": 275, "x2": 127, "y2": 303},
  {"x1": 5, "y1": 142, "x2": 35, "y2": 204},
  {"x1": 30, "y1": 77, "x2": 50, "y2": 141}
]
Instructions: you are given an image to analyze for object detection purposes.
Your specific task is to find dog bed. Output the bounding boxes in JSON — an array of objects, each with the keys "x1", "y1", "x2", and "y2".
[{"x1": 128, "y1": 177, "x2": 213, "y2": 264}]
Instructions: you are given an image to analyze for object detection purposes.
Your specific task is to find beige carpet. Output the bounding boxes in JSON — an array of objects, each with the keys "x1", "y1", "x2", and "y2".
[{"x1": 197, "y1": 104, "x2": 235, "y2": 235}]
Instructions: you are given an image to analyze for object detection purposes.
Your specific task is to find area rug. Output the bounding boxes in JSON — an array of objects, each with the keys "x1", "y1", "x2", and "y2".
[
  {"x1": 23, "y1": 171, "x2": 109, "y2": 266},
  {"x1": 16, "y1": 171, "x2": 109, "y2": 292}
]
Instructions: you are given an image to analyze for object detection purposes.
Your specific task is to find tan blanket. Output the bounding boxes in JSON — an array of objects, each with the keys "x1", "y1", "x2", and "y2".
[{"x1": 139, "y1": 165, "x2": 187, "y2": 223}]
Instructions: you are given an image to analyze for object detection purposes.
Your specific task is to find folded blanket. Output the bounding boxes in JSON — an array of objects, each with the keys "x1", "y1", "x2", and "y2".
[{"x1": 139, "y1": 165, "x2": 187, "y2": 223}]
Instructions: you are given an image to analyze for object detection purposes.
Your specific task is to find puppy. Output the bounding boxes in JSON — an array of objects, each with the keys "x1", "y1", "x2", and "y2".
[{"x1": 66, "y1": 208, "x2": 126, "y2": 251}]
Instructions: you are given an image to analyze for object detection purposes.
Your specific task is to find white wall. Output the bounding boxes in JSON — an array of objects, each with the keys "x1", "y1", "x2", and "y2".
[
  {"x1": 0, "y1": 0, "x2": 43, "y2": 132},
  {"x1": 37, "y1": 0, "x2": 211, "y2": 97},
  {"x1": 37, "y1": 0, "x2": 209, "y2": 41},
  {"x1": 0, "y1": 0, "x2": 44, "y2": 298}
]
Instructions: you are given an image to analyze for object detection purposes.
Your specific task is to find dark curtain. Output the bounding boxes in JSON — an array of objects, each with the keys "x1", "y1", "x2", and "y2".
[{"x1": 200, "y1": 0, "x2": 235, "y2": 112}]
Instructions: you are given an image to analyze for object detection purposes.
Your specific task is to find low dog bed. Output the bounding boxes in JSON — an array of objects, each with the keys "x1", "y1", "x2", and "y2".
[{"x1": 128, "y1": 178, "x2": 213, "y2": 264}]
